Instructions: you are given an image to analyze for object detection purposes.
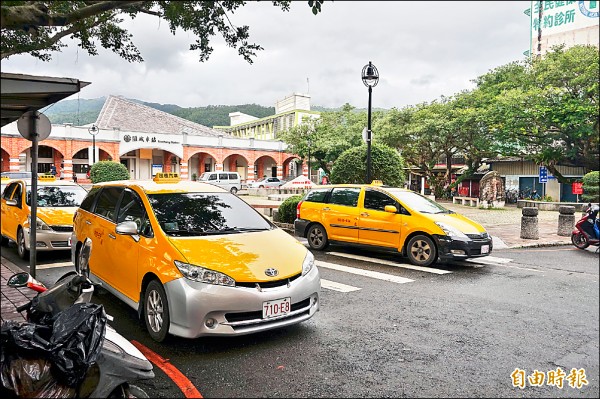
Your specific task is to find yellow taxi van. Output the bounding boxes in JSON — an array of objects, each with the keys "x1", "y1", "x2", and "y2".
[
  {"x1": 71, "y1": 173, "x2": 320, "y2": 342},
  {"x1": 1, "y1": 175, "x2": 88, "y2": 259},
  {"x1": 294, "y1": 182, "x2": 493, "y2": 267}
]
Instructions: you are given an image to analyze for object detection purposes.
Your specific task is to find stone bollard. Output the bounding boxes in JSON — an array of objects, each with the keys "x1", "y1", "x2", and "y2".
[
  {"x1": 557, "y1": 205, "x2": 576, "y2": 236},
  {"x1": 520, "y1": 207, "x2": 539, "y2": 239}
]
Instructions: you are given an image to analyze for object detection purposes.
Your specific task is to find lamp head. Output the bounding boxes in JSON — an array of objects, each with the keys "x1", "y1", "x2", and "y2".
[
  {"x1": 88, "y1": 124, "x2": 99, "y2": 135},
  {"x1": 362, "y1": 61, "x2": 379, "y2": 87}
]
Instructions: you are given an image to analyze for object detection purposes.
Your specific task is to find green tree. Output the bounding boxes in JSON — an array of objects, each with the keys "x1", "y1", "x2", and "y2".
[
  {"x1": 1, "y1": 1, "x2": 324, "y2": 62},
  {"x1": 581, "y1": 171, "x2": 599, "y2": 203},
  {"x1": 330, "y1": 142, "x2": 405, "y2": 186},
  {"x1": 280, "y1": 104, "x2": 379, "y2": 176},
  {"x1": 90, "y1": 161, "x2": 129, "y2": 183}
]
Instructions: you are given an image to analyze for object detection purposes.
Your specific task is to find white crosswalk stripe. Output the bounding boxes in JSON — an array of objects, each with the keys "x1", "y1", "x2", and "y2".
[
  {"x1": 321, "y1": 279, "x2": 361, "y2": 292},
  {"x1": 465, "y1": 256, "x2": 513, "y2": 265},
  {"x1": 326, "y1": 251, "x2": 452, "y2": 274},
  {"x1": 316, "y1": 260, "x2": 414, "y2": 284},
  {"x1": 33, "y1": 261, "x2": 74, "y2": 270}
]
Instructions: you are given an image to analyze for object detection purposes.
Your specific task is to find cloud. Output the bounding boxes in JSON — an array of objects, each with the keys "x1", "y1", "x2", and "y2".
[{"x1": 0, "y1": 1, "x2": 531, "y2": 109}]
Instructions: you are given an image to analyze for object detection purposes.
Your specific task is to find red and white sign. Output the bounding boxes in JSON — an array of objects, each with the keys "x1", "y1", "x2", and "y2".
[
  {"x1": 572, "y1": 182, "x2": 583, "y2": 195},
  {"x1": 280, "y1": 175, "x2": 314, "y2": 189}
]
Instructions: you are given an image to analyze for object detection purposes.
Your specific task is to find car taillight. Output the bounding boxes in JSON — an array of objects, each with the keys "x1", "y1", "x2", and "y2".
[{"x1": 296, "y1": 200, "x2": 303, "y2": 219}]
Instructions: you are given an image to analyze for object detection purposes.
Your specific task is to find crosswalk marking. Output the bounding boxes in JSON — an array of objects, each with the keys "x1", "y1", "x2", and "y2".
[
  {"x1": 465, "y1": 256, "x2": 513, "y2": 265},
  {"x1": 316, "y1": 260, "x2": 414, "y2": 284},
  {"x1": 34, "y1": 261, "x2": 73, "y2": 270},
  {"x1": 326, "y1": 251, "x2": 452, "y2": 274},
  {"x1": 321, "y1": 279, "x2": 361, "y2": 292}
]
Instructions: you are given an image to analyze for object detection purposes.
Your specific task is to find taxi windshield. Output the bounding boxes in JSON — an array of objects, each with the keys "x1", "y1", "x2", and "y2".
[
  {"x1": 26, "y1": 185, "x2": 88, "y2": 207},
  {"x1": 387, "y1": 190, "x2": 451, "y2": 214},
  {"x1": 147, "y1": 192, "x2": 273, "y2": 237}
]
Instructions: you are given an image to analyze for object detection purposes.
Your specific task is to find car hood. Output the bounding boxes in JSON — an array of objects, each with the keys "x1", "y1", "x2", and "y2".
[
  {"x1": 36, "y1": 207, "x2": 78, "y2": 226},
  {"x1": 426, "y1": 212, "x2": 486, "y2": 234},
  {"x1": 167, "y1": 229, "x2": 308, "y2": 282}
]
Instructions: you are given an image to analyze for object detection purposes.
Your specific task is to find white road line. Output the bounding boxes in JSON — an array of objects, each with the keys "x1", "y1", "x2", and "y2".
[
  {"x1": 316, "y1": 260, "x2": 414, "y2": 284},
  {"x1": 326, "y1": 251, "x2": 452, "y2": 275},
  {"x1": 465, "y1": 256, "x2": 513, "y2": 265},
  {"x1": 35, "y1": 261, "x2": 73, "y2": 270},
  {"x1": 321, "y1": 279, "x2": 362, "y2": 292}
]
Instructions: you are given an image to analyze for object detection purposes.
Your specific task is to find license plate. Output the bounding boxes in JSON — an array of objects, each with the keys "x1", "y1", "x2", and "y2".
[
  {"x1": 481, "y1": 245, "x2": 490, "y2": 254},
  {"x1": 263, "y1": 297, "x2": 291, "y2": 319}
]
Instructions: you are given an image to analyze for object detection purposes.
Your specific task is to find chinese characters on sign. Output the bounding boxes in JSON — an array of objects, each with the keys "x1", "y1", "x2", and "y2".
[
  {"x1": 531, "y1": 0, "x2": 599, "y2": 33},
  {"x1": 511, "y1": 367, "x2": 588, "y2": 389},
  {"x1": 572, "y1": 182, "x2": 584, "y2": 195},
  {"x1": 122, "y1": 134, "x2": 179, "y2": 145}
]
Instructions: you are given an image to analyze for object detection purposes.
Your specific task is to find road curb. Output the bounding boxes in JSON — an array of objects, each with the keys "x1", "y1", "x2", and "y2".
[{"x1": 508, "y1": 242, "x2": 572, "y2": 249}]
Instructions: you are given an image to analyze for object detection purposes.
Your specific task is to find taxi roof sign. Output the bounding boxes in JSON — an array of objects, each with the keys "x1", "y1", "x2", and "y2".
[
  {"x1": 370, "y1": 180, "x2": 384, "y2": 186},
  {"x1": 38, "y1": 175, "x2": 56, "y2": 181},
  {"x1": 153, "y1": 172, "x2": 181, "y2": 183}
]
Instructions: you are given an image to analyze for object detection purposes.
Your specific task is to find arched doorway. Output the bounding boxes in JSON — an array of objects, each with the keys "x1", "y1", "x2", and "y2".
[
  {"x1": 1, "y1": 148, "x2": 9, "y2": 172},
  {"x1": 120, "y1": 148, "x2": 181, "y2": 180},
  {"x1": 188, "y1": 151, "x2": 219, "y2": 180},
  {"x1": 254, "y1": 155, "x2": 278, "y2": 181},
  {"x1": 223, "y1": 154, "x2": 249, "y2": 181},
  {"x1": 20, "y1": 145, "x2": 64, "y2": 176}
]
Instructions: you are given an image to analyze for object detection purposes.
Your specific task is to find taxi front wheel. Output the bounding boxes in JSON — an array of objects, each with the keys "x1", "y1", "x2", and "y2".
[
  {"x1": 406, "y1": 235, "x2": 437, "y2": 267},
  {"x1": 144, "y1": 280, "x2": 170, "y2": 342},
  {"x1": 307, "y1": 224, "x2": 329, "y2": 251}
]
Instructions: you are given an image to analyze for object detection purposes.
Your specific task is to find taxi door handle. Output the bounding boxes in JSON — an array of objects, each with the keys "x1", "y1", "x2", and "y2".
[
  {"x1": 361, "y1": 212, "x2": 369, "y2": 217},
  {"x1": 323, "y1": 207, "x2": 330, "y2": 211},
  {"x1": 108, "y1": 233, "x2": 116, "y2": 239},
  {"x1": 85, "y1": 220, "x2": 92, "y2": 225}
]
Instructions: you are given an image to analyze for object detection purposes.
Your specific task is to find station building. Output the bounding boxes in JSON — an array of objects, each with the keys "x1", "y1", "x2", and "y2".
[{"x1": 0, "y1": 95, "x2": 311, "y2": 183}]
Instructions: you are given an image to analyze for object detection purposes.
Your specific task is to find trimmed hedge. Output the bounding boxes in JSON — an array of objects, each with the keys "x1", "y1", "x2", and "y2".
[
  {"x1": 90, "y1": 161, "x2": 130, "y2": 183},
  {"x1": 278, "y1": 195, "x2": 303, "y2": 224},
  {"x1": 582, "y1": 171, "x2": 599, "y2": 203},
  {"x1": 330, "y1": 142, "x2": 405, "y2": 186}
]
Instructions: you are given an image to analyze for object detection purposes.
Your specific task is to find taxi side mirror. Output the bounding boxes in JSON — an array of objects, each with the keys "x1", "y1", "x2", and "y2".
[
  {"x1": 5, "y1": 199, "x2": 17, "y2": 206},
  {"x1": 116, "y1": 221, "x2": 140, "y2": 242},
  {"x1": 384, "y1": 205, "x2": 398, "y2": 213}
]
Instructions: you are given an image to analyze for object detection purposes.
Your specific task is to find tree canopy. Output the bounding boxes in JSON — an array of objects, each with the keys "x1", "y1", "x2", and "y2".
[{"x1": 1, "y1": 1, "x2": 324, "y2": 62}]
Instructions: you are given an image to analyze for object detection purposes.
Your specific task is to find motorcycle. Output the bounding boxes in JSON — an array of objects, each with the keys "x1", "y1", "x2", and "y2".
[
  {"x1": 1, "y1": 238, "x2": 154, "y2": 398},
  {"x1": 571, "y1": 203, "x2": 600, "y2": 251}
]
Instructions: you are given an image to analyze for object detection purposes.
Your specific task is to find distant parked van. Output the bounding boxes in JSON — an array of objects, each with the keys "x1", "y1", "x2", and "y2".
[{"x1": 198, "y1": 171, "x2": 242, "y2": 194}]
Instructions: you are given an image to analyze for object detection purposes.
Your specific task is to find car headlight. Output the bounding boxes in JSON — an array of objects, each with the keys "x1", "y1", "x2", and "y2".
[
  {"x1": 302, "y1": 251, "x2": 315, "y2": 276},
  {"x1": 435, "y1": 222, "x2": 468, "y2": 238},
  {"x1": 174, "y1": 260, "x2": 236, "y2": 287},
  {"x1": 27, "y1": 216, "x2": 52, "y2": 231}
]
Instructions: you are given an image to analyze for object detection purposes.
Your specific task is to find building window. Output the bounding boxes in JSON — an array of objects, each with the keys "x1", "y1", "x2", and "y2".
[
  {"x1": 73, "y1": 150, "x2": 89, "y2": 159},
  {"x1": 38, "y1": 147, "x2": 53, "y2": 158}
]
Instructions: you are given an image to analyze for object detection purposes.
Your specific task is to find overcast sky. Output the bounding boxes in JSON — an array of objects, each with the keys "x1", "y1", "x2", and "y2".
[{"x1": 2, "y1": 1, "x2": 531, "y2": 110}]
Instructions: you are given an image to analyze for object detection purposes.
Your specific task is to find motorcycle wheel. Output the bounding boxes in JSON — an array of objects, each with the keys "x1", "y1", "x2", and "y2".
[
  {"x1": 127, "y1": 385, "x2": 150, "y2": 398},
  {"x1": 109, "y1": 384, "x2": 149, "y2": 398},
  {"x1": 571, "y1": 232, "x2": 590, "y2": 249}
]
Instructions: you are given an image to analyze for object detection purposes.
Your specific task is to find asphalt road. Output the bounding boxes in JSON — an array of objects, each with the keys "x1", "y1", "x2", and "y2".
[{"x1": 1, "y1": 242, "x2": 598, "y2": 398}]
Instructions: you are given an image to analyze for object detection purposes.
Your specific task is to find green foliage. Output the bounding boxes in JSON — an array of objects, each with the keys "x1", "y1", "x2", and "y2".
[
  {"x1": 330, "y1": 143, "x2": 405, "y2": 186},
  {"x1": 278, "y1": 195, "x2": 303, "y2": 224},
  {"x1": 90, "y1": 161, "x2": 129, "y2": 183},
  {"x1": 582, "y1": 171, "x2": 599, "y2": 203},
  {"x1": 191, "y1": 173, "x2": 197, "y2": 181},
  {"x1": 1, "y1": 1, "x2": 324, "y2": 63}
]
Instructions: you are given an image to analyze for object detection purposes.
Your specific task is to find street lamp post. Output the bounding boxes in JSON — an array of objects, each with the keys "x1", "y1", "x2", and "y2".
[
  {"x1": 88, "y1": 124, "x2": 99, "y2": 165},
  {"x1": 361, "y1": 61, "x2": 379, "y2": 184},
  {"x1": 307, "y1": 137, "x2": 312, "y2": 183}
]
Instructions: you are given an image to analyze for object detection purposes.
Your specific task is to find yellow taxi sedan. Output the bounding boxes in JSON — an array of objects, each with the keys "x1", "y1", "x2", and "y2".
[
  {"x1": 1, "y1": 175, "x2": 88, "y2": 259},
  {"x1": 295, "y1": 182, "x2": 493, "y2": 267},
  {"x1": 71, "y1": 173, "x2": 320, "y2": 342}
]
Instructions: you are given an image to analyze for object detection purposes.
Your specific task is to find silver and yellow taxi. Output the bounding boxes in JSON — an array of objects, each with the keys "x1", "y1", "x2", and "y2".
[
  {"x1": 1, "y1": 175, "x2": 88, "y2": 259},
  {"x1": 71, "y1": 173, "x2": 320, "y2": 342}
]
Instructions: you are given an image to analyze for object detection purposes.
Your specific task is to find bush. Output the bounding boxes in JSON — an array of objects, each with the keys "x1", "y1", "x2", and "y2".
[
  {"x1": 89, "y1": 161, "x2": 129, "y2": 183},
  {"x1": 278, "y1": 195, "x2": 303, "y2": 224},
  {"x1": 330, "y1": 142, "x2": 405, "y2": 186},
  {"x1": 582, "y1": 171, "x2": 599, "y2": 203}
]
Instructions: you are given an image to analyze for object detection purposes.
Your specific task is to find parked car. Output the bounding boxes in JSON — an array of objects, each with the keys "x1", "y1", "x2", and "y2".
[
  {"x1": 198, "y1": 171, "x2": 242, "y2": 194},
  {"x1": 247, "y1": 177, "x2": 286, "y2": 189},
  {"x1": 1, "y1": 175, "x2": 88, "y2": 259},
  {"x1": 71, "y1": 173, "x2": 320, "y2": 342},
  {"x1": 294, "y1": 181, "x2": 492, "y2": 267}
]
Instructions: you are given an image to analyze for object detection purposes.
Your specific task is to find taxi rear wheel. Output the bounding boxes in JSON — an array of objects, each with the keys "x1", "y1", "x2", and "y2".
[
  {"x1": 230, "y1": 187, "x2": 238, "y2": 194},
  {"x1": 307, "y1": 224, "x2": 329, "y2": 251},
  {"x1": 144, "y1": 280, "x2": 170, "y2": 342},
  {"x1": 17, "y1": 228, "x2": 29, "y2": 260},
  {"x1": 406, "y1": 235, "x2": 437, "y2": 267}
]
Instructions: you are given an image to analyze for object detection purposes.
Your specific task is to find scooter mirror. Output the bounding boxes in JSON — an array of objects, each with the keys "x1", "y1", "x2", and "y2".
[
  {"x1": 7, "y1": 272, "x2": 30, "y2": 288},
  {"x1": 77, "y1": 238, "x2": 92, "y2": 279}
]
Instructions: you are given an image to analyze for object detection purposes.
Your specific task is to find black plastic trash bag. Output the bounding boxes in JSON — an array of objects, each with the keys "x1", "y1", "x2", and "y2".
[{"x1": 1, "y1": 302, "x2": 107, "y2": 395}]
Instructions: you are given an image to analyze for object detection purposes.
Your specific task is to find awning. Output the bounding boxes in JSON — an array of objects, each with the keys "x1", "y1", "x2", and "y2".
[{"x1": 0, "y1": 72, "x2": 90, "y2": 127}]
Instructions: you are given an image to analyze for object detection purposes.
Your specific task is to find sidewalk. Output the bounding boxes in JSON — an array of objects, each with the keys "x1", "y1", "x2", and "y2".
[{"x1": 1, "y1": 197, "x2": 572, "y2": 326}]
